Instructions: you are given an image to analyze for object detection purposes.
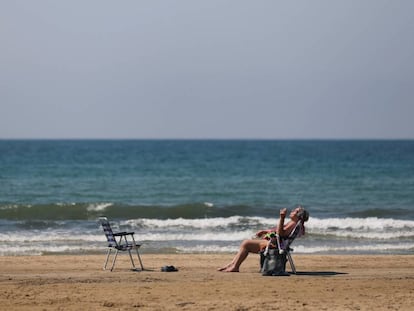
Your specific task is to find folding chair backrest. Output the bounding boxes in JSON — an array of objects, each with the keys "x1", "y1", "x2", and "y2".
[
  {"x1": 281, "y1": 220, "x2": 304, "y2": 250},
  {"x1": 99, "y1": 217, "x2": 117, "y2": 248}
]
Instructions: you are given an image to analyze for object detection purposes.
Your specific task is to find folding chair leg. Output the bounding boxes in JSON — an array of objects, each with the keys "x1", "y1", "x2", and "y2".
[
  {"x1": 127, "y1": 249, "x2": 137, "y2": 270},
  {"x1": 103, "y1": 249, "x2": 112, "y2": 270},
  {"x1": 135, "y1": 248, "x2": 144, "y2": 270},
  {"x1": 110, "y1": 250, "x2": 119, "y2": 271},
  {"x1": 287, "y1": 252, "x2": 296, "y2": 274}
]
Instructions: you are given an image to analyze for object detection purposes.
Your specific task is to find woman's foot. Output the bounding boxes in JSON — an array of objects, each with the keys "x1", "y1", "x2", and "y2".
[
  {"x1": 217, "y1": 261, "x2": 234, "y2": 271},
  {"x1": 218, "y1": 263, "x2": 239, "y2": 272},
  {"x1": 217, "y1": 264, "x2": 231, "y2": 271},
  {"x1": 223, "y1": 266, "x2": 239, "y2": 272}
]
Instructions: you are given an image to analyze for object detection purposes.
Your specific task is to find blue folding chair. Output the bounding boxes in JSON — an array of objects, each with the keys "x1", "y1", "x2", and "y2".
[{"x1": 99, "y1": 216, "x2": 144, "y2": 271}]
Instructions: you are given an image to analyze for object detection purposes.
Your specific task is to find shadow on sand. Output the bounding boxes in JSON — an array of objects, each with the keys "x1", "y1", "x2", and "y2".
[{"x1": 293, "y1": 271, "x2": 348, "y2": 276}]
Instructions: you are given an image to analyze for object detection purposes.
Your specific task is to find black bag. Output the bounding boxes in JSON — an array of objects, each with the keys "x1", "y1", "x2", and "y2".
[{"x1": 260, "y1": 248, "x2": 288, "y2": 276}]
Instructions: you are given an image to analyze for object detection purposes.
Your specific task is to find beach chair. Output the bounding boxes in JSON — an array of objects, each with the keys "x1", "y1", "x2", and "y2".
[
  {"x1": 260, "y1": 220, "x2": 304, "y2": 275},
  {"x1": 99, "y1": 216, "x2": 144, "y2": 271}
]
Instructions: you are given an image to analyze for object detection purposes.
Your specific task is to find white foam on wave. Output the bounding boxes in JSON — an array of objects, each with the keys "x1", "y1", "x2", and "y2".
[
  {"x1": 2, "y1": 215, "x2": 414, "y2": 255},
  {"x1": 176, "y1": 242, "x2": 414, "y2": 254},
  {"x1": 124, "y1": 216, "x2": 414, "y2": 239},
  {"x1": 87, "y1": 203, "x2": 113, "y2": 212},
  {"x1": 0, "y1": 232, "x2": 103, "y2": 242},
  {"x1": 127, "y1": 216, "x2": 414, "y2": 230},
  {"x1": 3, "y1": 240, "x2": 413, "y2": 256},
  {"x1": 138, "y1": 231, "x2": 252, "y2": 242},
  {"x1": 178, "y1": 244, "x2": 239, "y2": 253},
  {"x1": 307, "y1": 217, "x2": 414, "y2": 239},
  {"x1": 124, "y1": 216, "x2": 276, "y2": 229},
  {"x1": 0, "y1": 204, "x2": 21, "y2": 210},
  {"x1": 308, "y1": 217, "x2": 414, "y2": 230},
  {"x1": 294, "y1": 242, "x2": 414, "y2": 254}
]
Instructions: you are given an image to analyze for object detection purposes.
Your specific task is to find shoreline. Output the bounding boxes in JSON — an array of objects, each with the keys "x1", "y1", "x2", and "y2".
[
  {"x1": 10, "y1": 251, "x2": 414, "y2": 256},
  {"x1": 1, "y1": 254, "x2": 414, "y2": 310}
]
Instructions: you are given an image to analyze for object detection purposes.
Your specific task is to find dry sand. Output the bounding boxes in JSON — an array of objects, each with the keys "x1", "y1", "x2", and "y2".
[{"x1": 0, "y1": 253, "x2": 413, "y2": 310}]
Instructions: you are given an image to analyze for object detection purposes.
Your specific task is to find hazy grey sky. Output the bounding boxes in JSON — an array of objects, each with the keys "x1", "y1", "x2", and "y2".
[{"x1": 1, "y1": 1, "x2": 413, "y2": 139}]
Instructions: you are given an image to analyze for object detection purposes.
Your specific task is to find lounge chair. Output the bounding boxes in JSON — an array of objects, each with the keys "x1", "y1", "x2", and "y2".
[
  {"x1": 260, "y1": 220, "x2": 304, "y2": 275},
  {"x1": 99, "y1": 216, "x2": 144, "y2": 271}
]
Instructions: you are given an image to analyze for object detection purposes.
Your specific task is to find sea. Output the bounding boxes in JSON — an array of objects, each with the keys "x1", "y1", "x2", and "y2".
[{"x1": 0, "y1": 139, "x2": 413, "y2": 256}]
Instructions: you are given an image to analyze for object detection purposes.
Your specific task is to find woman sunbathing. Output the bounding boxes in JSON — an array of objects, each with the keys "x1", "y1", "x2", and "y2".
[{"x1": 218, "y1": 205, "x2": 309, "y2": 272}]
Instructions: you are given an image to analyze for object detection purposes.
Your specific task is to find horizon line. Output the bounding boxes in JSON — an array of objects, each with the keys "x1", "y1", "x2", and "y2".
[{"x1": 1, "y1": 137, "x2": 413, "y2": 141}]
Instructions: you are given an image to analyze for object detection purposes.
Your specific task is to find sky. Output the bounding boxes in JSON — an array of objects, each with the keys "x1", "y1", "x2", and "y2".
[{"x1": 1, "y1": 1, "x2": 414, "y2": 139}]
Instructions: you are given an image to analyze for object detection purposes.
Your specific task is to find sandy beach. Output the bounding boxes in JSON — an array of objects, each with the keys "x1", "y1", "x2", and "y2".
[{"x1": 0, "y1": 254, "x2": 413, "y2": 310}]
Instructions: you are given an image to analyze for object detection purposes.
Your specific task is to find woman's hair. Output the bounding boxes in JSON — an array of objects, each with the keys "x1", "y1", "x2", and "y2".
[{"x1": 296, "y1": 205, "x2": 309, "y2": 222}]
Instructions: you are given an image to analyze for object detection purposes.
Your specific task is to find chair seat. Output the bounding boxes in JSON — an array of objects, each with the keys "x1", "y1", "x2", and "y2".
[{"x1": 115, "y1": 242, "x2": 141, "y2": 251}]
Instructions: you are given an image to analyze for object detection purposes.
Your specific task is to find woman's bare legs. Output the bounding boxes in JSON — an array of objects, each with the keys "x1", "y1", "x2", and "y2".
[{"x1": 218, "y1": 239, "x2": 266, "y2": 272}]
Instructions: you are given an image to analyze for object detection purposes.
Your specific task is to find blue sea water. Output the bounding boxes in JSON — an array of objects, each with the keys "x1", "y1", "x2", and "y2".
[{"x1": 0, "y1": 139, "x2": 413, "y2": 255}]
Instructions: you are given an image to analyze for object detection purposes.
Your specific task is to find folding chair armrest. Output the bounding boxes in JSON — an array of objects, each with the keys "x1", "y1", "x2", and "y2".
[
  {"x1": 113, "y1": 232, "x2": 128, "y2": 236},
  {"x1": 113, "y1": 231, "x2": 135, "y2": 236}
]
